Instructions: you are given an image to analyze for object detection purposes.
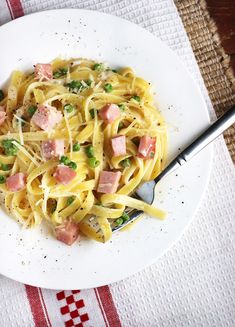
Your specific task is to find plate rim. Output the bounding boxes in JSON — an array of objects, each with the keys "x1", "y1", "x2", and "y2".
[{"x1": 0, "y1": 8, "x2": 213, "y2": 289}]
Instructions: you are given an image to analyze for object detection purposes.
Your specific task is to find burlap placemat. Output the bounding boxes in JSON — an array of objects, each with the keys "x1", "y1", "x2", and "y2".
[{"x1": 175, "y1": 0, "x2": 235, "y2": 162}]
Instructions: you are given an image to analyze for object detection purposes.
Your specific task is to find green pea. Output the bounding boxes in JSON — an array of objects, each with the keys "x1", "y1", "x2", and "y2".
[
  {"x1": 68, "y1": 161, "x2": 77, "y2": 170},
  {"x1": 2, "y1": 139, "x2": 19, "y2": 156},
  {"x1": 115, "y1": 217, "x2": 123, "y2": 226},
  {"x1": 93, "y1": 63, "x2": 104, "y2": 71},
  {"x1": 53, "y1": 67, "x2": 68, "y2": 78},
  {"x1": 1, "y1": 163, "x2": 10, "y2": 171},
  {"x1": 64, "y1": 103, "x2": 74, "y2": 113},
  {"x1": 67, "y1": 197, "x2": 75, "y2": 205},
  {"x1": 85, "y1": 145, "x2": 95, "y2": 158},
  {"x1": 73, "y1": 143, "x2": 80, "y2": 152},
  {"x1": 88, "y1": 157, "x2": 100, "y2": 168},
  {"x1": 121, "y1": 212, "x2": 130, "y2": 222},
  {"x1": 59, "y1": 155, "x2": 70, "y2": 165},
  {"x1": 131, "y1": 95, "x2": 141, "y2": 102},
  {"x1": 28, "y1": 105, "x2": 37, "y2": 117},
  {"x1": 66, "y1": 80, "x2": 84, "y2": 93},
  {"x1": 104, "y1": 83, "x2": 113, "y2": 93},
  {"x1": 120, "y1": 158, "x2": 131, "y2": 168},
  {"x1": 0, "y1": 175, "x2": 6, "y2": 184}
]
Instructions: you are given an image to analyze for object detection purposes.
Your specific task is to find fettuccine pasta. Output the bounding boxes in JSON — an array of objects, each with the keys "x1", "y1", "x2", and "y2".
[{"x1": 0, "y1": 58, "x2": 167, "y2": 244}]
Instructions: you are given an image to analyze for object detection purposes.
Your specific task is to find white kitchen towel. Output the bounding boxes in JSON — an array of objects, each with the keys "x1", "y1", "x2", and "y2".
[{"x1": 0, "y1": 1, "x2": 234, "y2": 327}]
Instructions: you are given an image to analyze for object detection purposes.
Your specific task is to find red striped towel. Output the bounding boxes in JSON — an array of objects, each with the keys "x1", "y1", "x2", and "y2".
[{"x1": 0, "y1": 1, "x2": 234, "y2": 326}]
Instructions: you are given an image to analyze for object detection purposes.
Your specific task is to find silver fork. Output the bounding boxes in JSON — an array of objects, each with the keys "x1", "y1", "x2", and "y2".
[{"x1": 112, "y1": 105, "x2": 235, "y2": 232}]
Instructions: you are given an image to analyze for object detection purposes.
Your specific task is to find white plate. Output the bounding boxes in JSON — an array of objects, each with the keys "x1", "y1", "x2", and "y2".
[{"x1": 0, "y1": 9, "x2": 212, "y2": 290}]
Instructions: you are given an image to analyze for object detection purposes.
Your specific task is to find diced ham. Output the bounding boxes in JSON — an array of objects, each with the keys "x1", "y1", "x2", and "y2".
[
  {"x1": 0, "y1": 105, "x2": 5, "y2": 112},
  {"x1": 97, "y1": 171, "x2": 121, "y2": 194},
  {"x1": 54, "y1": 165, "x2": 76, "y2": 185},
  {"x1": 34, "y1": 63, "x2": 53, "y2": 81},
  {"x1": 137, "y1": 136, "x2": 156, "y2": 159},
  {"x1": 55, "y1": 220, "x2": 80, "y2": 245},
  {"x1": 0, "y1": 111, "x2": 6, "y2": 126},
  {"x1": 99, "y1": 104, "x2": 120, "y2": 124},
  {"x1": 6, "y1": 173, "x2": 26, "y2": 192},
  {"x1": 31, "y1": 104, "x2": 62, "y2": 131},
  {"x1": 42, "y1": 139, "x2": 64, "y2": 160},
  {"x1": 111, "y1": 135, "x2": 126, "y2": 157}
]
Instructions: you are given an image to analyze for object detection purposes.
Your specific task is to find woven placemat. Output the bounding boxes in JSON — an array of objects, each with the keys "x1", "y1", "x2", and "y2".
[{"x1": 175, "y1": 0, "x2": 235, "y2": 162}]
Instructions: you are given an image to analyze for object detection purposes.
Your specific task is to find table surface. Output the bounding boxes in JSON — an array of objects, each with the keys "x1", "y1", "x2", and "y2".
[{"x1": 207, "y1": 0, "x2": 235, "y2": 73}]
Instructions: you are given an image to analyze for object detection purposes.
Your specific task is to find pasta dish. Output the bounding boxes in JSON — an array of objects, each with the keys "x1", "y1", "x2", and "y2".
[{"x1": 0, "y1": 58, "x2": 167, "y2": 245}]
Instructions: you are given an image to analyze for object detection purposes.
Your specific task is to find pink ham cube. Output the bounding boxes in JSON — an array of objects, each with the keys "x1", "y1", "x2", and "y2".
[
  {"x1": 54, "y1": 165, "x2": 76, "y2": 185},
  {"x1": 34, "y1": 63, "x2": 53, "y2": 81},
  {"x1": 55, "y1": 220, "x2": 80, "y2": 245},
  {"x1": 99, "y1": 104, "x2": 120, "y2": 124},
  {"x1": 0, "y1": 111, "x2": 6, "y2": 126},
  {"x1": 6, "y1": 173, "x2": 26, "y2": 192},
  {"x1": 42, "y1": 139, "x2": 64, "y2": 160},
  {"x1": 31, "y1": 105, "x2": 62, "y2": 131},
  {"x1": 97, "y1": 171, "x2": 121, "y2": 194},
  {"x1": 137, "y1": 136, "x2": 156, "y2": 159},
  {"x1": 111, "y1": 135, "x2": 126, "y2": 157}
]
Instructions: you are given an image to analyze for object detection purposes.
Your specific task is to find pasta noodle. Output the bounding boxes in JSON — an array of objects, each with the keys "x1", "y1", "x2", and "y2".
[{"x1": 0, "y1": 58, "x2": 167, "y2": 244}]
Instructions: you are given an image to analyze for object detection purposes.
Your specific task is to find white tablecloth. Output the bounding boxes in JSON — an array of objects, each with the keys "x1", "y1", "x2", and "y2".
[{"x1": 0, "y1": 1, "x2": 234, "y2": 326}]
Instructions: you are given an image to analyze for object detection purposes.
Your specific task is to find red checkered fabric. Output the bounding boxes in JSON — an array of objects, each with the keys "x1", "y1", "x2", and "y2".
[{"x1": 57, "y1": 291, "x2": 89, "y2": 327}]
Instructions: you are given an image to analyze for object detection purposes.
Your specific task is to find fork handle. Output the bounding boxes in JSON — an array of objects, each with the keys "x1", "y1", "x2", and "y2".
[{"x1": 154, "y1": 105, "x2": 235, "y2": 183}]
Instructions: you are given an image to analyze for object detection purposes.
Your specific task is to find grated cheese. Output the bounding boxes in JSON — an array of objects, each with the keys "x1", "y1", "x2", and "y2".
[
  {"x1": 89, "y1": 74, "x2": 95, "y2": 88},
  {"x1": 93, "y1": 81, "x2": 102, "y2": 91},
  {"x1": 63, "y1": 112, "x2": 73, "y2": 157},
  {"x1": 50, "y1": 79, "x2": 66, "y2": 85},
  {"x1": 35, "y1": 199, "x2": 43, "y2": 206},
  {"x1": 99, "y1": 70, "x2": 113, "y2": 81},
  {"x1": 41, "y1": 185, "x2": 50, "y2": 217},
  {"x1": 66, "y1": 65, "x2": 71, "y2": 84},
  {"x1": 18, "y1": 120, "x2": 24, "y2": 145},
  {"x1": 24, "y1": 144, "x2": 43, "y2": 162},
  {"x1": 12, "y1": 141, "x2": 39, "y2": 166},
  {"x1": 81, "y1": 80, "x2": 87, "y2": 88}
]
